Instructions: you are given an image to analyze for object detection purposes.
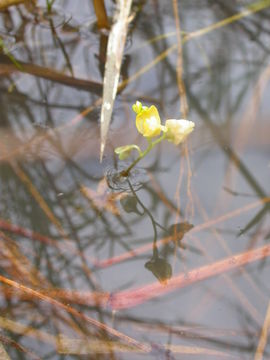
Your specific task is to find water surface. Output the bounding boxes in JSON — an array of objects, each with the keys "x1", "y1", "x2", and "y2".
[{"x1": 0, "y1": 1, "x2": 270, "y2": 359}]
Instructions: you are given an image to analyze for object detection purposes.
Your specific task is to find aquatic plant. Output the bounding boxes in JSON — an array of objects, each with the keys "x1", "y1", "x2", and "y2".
[{"x1": 115, "y1": 101, "x2": 195, "y2": 176}]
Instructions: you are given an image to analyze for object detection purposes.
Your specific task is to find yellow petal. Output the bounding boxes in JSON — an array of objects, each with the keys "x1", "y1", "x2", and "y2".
[{"x1": 136, "y1": 106, "x2": 161, "y2": 138}]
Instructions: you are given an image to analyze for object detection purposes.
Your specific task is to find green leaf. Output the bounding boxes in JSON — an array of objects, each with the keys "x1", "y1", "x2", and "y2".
[
  {"x1": 114, "y1": 144, "x2": 142, "y2": 160},
  {"x1": 145, "y1": 257, "x2": 172, "y2": 284},
  {"x1": 120, "y1": 195, "x2": 141, "y2": 214}
]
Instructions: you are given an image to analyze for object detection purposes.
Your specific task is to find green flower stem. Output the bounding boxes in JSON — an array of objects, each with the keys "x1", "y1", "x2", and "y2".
[
  {"x1": 133, "y1": 145, "x2": 143, "y2": 156},
  {"x1": 46, "y1": 0, "x2": 56, "y2": 13},
  {"x1": 121, "y1": 132, "x2": 167, "y2": 177},
  {"x1": 0, "y1": 37, "x2": 23, "y2": 70}
]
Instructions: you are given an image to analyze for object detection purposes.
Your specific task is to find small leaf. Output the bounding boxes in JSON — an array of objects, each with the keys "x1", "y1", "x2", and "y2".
[
  {"x1": 115, "y1": 144, "x2": 142, "y2": 160},
  {"x1": 115, "y1": 146, "x2": 132, "y2": 160},
  {"x1": 132, "y1": 101, "x2": 142, "y2": 114},
  {"x1": 120, "y1": 195, "x2": 141, "y2": 214},
  {"x1": 145, "y1": 257, "x2": 172, "y2": 284},
  {"x1": 168, "y1": 222, "x2": 194, "y2": 243}
]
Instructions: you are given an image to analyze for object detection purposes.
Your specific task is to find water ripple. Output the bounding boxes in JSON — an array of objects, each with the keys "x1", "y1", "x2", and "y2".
[{"x1": 105, "y1": 165, "x2": 148, "y2": 192}]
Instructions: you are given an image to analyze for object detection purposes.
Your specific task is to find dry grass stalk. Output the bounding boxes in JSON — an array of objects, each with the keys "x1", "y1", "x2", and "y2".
[
  {"x1": 100, "y1": 0, "x2": 133, "y2": 161},
  {"x1": 0, "y1": 0, "x2": 35, "y2": 11},
  {"x1": 93, "y1": 0, "x2": 109, "y2": 29}
]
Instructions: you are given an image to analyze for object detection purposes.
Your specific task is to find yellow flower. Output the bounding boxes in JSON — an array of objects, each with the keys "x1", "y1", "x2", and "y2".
[
  {"x1": 136, "y1": 105, "x2": 163, "y2": 138},
  {"x1": 132, "y1": 101, "x2": 144, "y2": 114},
  {"x1": 165, "y1": 119, "x2": 195, "y2": 145}
]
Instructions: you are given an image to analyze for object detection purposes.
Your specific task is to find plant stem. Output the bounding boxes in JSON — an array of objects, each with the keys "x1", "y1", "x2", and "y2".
[
  {"x1": 46, "y1": 0, "x2": 55, "y2": 13},
  {"x1": 121, "y1": 133, "x2": 166, "y2": 177},
  {"x1": 93, "y1": 0, "x2": 109, "y2": 30}
]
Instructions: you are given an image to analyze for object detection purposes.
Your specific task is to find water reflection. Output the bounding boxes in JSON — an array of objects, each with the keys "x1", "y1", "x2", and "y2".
[{"x1": 0, "y1": 0, "x2": 270, "y2": 358}]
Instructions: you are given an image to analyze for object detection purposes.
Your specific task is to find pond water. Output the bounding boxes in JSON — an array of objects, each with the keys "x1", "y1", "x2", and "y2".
[{"x1": 0, "y1": 0, "x2": 270, "y2": 359}]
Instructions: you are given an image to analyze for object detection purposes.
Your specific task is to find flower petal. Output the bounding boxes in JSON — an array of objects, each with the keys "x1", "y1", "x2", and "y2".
[
  {"x1": 165, "y1": 119, "x2": 195, "y2": 145},
  {"x1": 136, "y1": 105, "x2": 161, "y2": 138}
]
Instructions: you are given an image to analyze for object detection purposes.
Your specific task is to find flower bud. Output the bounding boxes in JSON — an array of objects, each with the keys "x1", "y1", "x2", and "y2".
[{"x1": 165, "y1": 119, "x2": 195, "y2": 145}]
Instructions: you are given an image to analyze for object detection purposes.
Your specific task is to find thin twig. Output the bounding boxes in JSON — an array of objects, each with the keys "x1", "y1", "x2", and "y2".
[
  {"x1": 254, "y1": 301, "x2": 270, "y2": 360},
  {"x1": 17, "y1": 241, "x2": 270, "y2": 312},
  {"x1": 172, "y1": 0, "x2": 194, "y2": 221},
  {"x1": 0, "y1": 0, "x2": 26, "y2": 10},
  {"x1": 0, "y1": 275, "x2": 150, "y2": 353},
  {"x1": 93, "y1": 0, "x2": 109, "y2": 29},
  {"x1": 172, "y1": 0, "x2": 188, "y2": 118}
]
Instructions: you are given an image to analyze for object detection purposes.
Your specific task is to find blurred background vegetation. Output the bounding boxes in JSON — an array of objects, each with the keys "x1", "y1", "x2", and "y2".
[{"x1": 0, "y1": 0, "x2": 269, "y2": 359}]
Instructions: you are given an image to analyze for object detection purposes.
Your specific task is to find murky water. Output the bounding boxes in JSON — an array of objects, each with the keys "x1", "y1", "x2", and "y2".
[{"x1": 0, "y1": 0, "x2": 270, "y2": 359}]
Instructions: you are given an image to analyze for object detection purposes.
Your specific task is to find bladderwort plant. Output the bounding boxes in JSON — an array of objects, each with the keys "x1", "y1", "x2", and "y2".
[{"x1": 115, "y1": 101, "x2": 195, "y2": 177}]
